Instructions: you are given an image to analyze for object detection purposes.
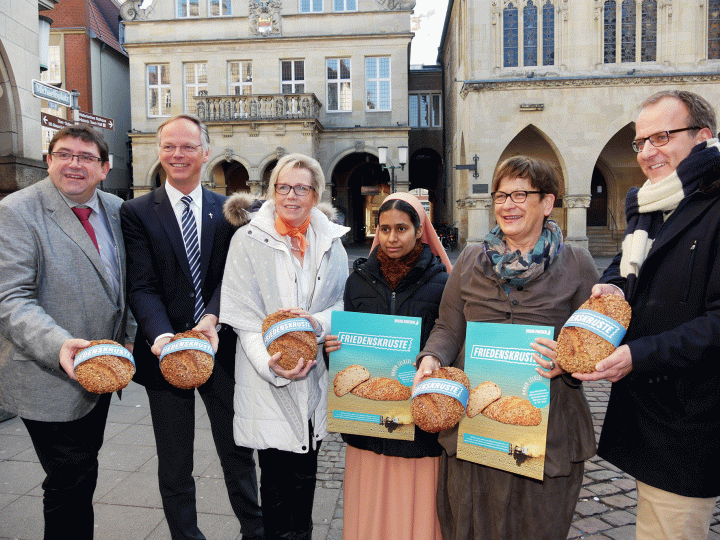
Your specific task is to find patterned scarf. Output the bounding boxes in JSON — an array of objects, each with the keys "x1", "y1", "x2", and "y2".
[
  {"x1": 484, "y1": 219, "x2": 563, "y2": 287},
  {"x1": 376, "y1": 239, "x2": 423, "y2": 290},
  {"x1": 275, "y1": 215, "x2": 311, "y2": 255},
  {"x1": 620, "y1": 139, "x2": 720, "y2": 294}
]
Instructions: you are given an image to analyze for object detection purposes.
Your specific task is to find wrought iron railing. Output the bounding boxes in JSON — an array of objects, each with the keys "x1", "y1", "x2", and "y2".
[{"x1": 193, "y1": 93, "x2": 322, "y2": 122}]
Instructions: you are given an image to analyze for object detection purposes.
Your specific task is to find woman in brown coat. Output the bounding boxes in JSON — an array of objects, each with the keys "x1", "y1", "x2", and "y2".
[{"x1": 415, "y1": 156, "x2": 599, "y2": 540}]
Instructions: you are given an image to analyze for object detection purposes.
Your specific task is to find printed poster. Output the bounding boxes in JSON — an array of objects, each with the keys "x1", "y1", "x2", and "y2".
[
  {"x1": 327, "y1": 311, "x2": 421, "y2": 441},
  {"x1": 457, "y1": 322, "x2": 553, "y2": 480}
]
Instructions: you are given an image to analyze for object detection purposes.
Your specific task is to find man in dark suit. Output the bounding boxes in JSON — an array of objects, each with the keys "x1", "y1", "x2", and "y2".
[
  {"x1": 121, "y1": 114, "x2": 262, "y2": 540},
  {"x1": 0, "y1": 124, "x2": 133, "y2": 539}
]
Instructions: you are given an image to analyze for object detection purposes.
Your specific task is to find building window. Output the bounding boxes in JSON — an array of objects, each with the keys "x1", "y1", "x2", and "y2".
[
  {"x1": 184, "y1": 62, "x2": 208, "y2": 114},
  {"x1": 604, "y1": 0, "x2": 656, "y2": 63},
  {"x1": 209, "y1": 0, "x2": 231, "y2": 16},
  {"x1": 621, "y1": 0, "x2": 636, "y2": 62},
  {"x1": 365, "y1": 57, "x2": 390, "y2": 111},
  {"x1": 177, "y1": 0, "x2": 199, "y2": 17},
  {"x1": 281, "y1": 60, "x2": 305, "y2": 93},
  {"x1": 710, "y1": 0, "x2": 720, "y2": 59},
  {"x1": 299, "y1": 0, "x2": 323, "y2": 13},
  {"x1": 327, "y1": 58, "x2": 351, "y2": 112},
  {"x1": 334, "y1": 0, "x2": 356, "y2": 11},
  {"x1": 503, "y1": 3, "x2": 519, "y2": 67},
  {"x1": 640, "y1": 0, "x2": 656, "y2": 62},
  {"x1": 542, "y1": 1, "x2": 554, "y2": 65},
  {"x1": 604, "y1": 0, "x2": 617, "y2": 63},
  {"x1": 523, "y1": 1, "x2": 538, "y2": 67},
  {"x1": 503, "y1": 1, "x2": 554, "y2": 68},
  {"x1": 409, "y1": 93, "x2": 441, "y2": 128},
  {"x1": 41, "y1": 45, "x2": 61, "y2": 84},
  {"x1": 147, "y1": 64, "x2": 171, "y2": 117},
  {"x1": 229, "y1": 61, "x2": 252, "y2": 95}
]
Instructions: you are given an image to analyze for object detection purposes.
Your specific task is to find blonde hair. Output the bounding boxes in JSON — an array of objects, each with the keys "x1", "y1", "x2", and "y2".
[{"x1": 268, "y1": 153, "x2": 324, "y2": 203}]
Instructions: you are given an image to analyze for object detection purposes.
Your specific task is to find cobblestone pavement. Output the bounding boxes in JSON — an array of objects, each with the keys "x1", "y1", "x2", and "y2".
[{"x1": 316, "y1": 380, "x2": 720, "y2": 540}]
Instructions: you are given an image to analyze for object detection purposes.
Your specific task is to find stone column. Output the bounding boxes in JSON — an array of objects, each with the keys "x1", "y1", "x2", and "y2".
[
  {"x1": 248, "y1": 167, "x2": 263, "y2": 197},
  {"x1": 564, "y1": 195, "x2": 591, "y2": 249},
  {"x1": 463, "y1": 196, "x2": 494, "y2": 246}
]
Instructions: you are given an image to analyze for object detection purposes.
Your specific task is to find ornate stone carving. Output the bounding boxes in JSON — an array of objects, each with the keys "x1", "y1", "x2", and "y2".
[
  {"x1": 564, "y1": 195, "x2": 592, "y2": 208},
  {"x1": 275, "y1": 147, "x2": 285, "y2": 159},
  {"x1": 224, "y1": 148, "x2": 233, "y2": 162},
  {"x1": 250, "y1": 1, "x2": 281, "y2": 37},
  {"x1": 120, "y1": 0, "x2": 153, "y2": 21},
  {"x1": 376, "y1": 0, "x2": 416, "y2": 11},
  {"x1": 354, "y1": 141, "x2": 365, "y2": 152},
  {"x1": 459, "y1": 73, "x2": 720, "y2": 94}
]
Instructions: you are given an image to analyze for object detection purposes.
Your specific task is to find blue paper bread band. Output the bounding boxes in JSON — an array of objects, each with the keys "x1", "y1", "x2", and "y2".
[
  {"x1": 563, "y1": 309, "x2": 626, "y2": 347},
  {"x1": 263, "y1": 317, "x2": 314, "y2": 348},
  {"x1": 159, "y1": 338, "x2": 215, "y2": 362},
  {"x1": 412, "y1": 378, "x2": 470, "y2": 409},
  {"x1": 74, "y1": 343, "x2": 135, "y2": 369}
]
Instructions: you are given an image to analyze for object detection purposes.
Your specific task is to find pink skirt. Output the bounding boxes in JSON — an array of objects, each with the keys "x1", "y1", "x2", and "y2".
[{"x1": 343, "y1": 445, "x2": 443, "y2": 540}]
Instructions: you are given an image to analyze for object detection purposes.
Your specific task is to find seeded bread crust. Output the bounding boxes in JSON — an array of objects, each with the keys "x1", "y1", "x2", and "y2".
[
  {"x1": 466, "y1": 381, "x2": 502, "y2": 418},
  {"x1": 333, "y1": 364, "x2": 370, "y2": 397},
  {"x1": 481, "y1": 395, "x2": 542, "y2": 426},
  {"x1": 75, "y1": 339, "x2": 135, "y2": 394},
  {"x1": 262, "y1": 311, "x2": 318, "y2": 371},
  {"x1": 557, "y1": 294, "x2": 632, "y2": 374},
  {"x1": 160, "y1": 330, "x2": 214, "y2": 389},
  {"x1": 411, "y1": 367, "x2": 470, "y2": 433}
]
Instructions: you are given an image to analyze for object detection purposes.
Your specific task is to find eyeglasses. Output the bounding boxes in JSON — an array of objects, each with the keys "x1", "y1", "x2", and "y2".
[
  {"x1": 275, "y1": 184, "x2": 314, "y2": 196},
  {"x1": 159, "y1": 144, "x2": 203, "y2": 155},
  {"x1": 50, "y1": 151, "x2": 102, "y2": 164},
  {"x1": 631, "y1": 127, "x2": 701, "y2": 153},
  {"x1": 491, "y1": 190, "x2": 543, "y2": 204}
]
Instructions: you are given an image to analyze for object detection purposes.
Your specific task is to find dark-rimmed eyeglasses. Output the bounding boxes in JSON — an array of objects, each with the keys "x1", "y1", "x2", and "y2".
[
  {"x1": 275, "y1": 183, "x2": 314, "y2": 196},
  {"x1": 631, "y1": 127, "x2": 701, "y2": 153},
  {"x1": 491, "y1": 190, "x2": 543, "y2": 204},
  {"x1": 50, "y1": 151, "x2": 102, "y2": 164},
  {"x1": 159, "y1": 144, "x2": 203, "y2": 155}
]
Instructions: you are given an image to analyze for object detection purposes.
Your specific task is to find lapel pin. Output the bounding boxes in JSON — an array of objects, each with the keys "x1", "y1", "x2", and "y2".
[{"x1": 209, "y1": 213, "x2": 213, "y2": 219}]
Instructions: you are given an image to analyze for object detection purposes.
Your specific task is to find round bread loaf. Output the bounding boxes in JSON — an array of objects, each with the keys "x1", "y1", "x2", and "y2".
[
  {"x1": 334, "y1": 364, "x2": 370, "y2": 397},
  {"x1": 411, "y1": 366, "x2": 470, "y2": 433},
  {"x1": 556, "y1": 294, "x2": 632, "y2": 374},
  {"x1": 75, "y1": 339, "x2": 135, "y2": 394},
  {"x1": 481, "y1": 395, "x2": 542, "y2": 426},
  {"x1": 350, "y1": 377, "x2": 411, "y2": 401},
  {"x1": 160, "y1": 330, "x2": 214, "y2": 389},
  {"x1": 262, "y1": 311, "x2": 318, "y2": 371}
]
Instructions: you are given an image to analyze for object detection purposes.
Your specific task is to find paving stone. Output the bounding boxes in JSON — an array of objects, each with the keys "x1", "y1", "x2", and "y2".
[
  {"x1": 603, "y1": 510, "x2": 635, "y2": 527},
  {"x1": 587, "y1": 482, "x2": 623, "y2": 496},
  {"x1": 601, "y1": 493, "x2": 636, "y2": 509},
  {"x1": 573, "y1": 516, "x2": 613, "y2": 534},
  {"x1": 576, "y1": 499, "x2": 611, "y2": 516}
]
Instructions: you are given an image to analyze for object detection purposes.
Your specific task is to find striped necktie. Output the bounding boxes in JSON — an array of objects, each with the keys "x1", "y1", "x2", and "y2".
[{"x1": 180, "y1": 195, "x2": 205, "y2": 323}]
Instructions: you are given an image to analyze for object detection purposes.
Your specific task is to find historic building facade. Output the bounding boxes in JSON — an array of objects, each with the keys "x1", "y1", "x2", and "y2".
[
  {"x1": 121, "y1": 0, "x2": 417, "y2": 243},
  {"x1": 440, "y1": 0, "x2": 720, "y2": 252}
]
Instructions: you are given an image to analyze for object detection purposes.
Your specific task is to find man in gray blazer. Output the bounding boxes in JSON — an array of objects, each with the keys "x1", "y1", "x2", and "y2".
[{"x1": 0, "y1": 125, "x2": 133, "y2": 540}]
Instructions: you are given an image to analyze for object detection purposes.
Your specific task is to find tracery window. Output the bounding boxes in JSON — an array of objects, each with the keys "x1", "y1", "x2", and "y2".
[
  {"x1": 542, "y1": 1, "x2": 554, "y2": 65},
  {"x1": 640, "y1": 0, "x2": 656, "y2": 62},
  {"x1": 604, "y1": 0, "x2": 656, "y2": 63},
  {"x1": 709, "y1": 0, "x2": 720, "y2": 60},
  {"x1": 503, "y1": 1, "x2": 554, "y2": 68},
  {"x1": 621, "y1": 0, "x2": 636, "y2": 62},
  {"x1": 503, "y1": 3, "x2": 519, "y2": 67}
]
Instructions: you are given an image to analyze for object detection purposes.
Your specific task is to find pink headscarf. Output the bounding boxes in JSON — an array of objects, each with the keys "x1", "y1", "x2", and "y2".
[{"x1": 370, "y1": 192, "x2": 453, "y2": 273}]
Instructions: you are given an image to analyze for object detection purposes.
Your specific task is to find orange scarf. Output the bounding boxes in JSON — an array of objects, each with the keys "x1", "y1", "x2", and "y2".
[{"x1": 275, "y1": 215, "x2": 311, "y2": 255}]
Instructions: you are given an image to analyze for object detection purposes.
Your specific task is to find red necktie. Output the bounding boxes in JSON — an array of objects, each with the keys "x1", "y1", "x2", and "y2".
[{"x1": 72, "y1": 207, "x2": 100, "y2": 253}]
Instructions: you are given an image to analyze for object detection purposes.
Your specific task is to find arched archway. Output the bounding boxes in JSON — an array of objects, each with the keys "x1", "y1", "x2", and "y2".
[
  {"x1": 496, "y1": 125, "x2": 566, "y2": 231},
  {"x1": 211, "y1": 160, "x2": 249, "y2": 194},
  {"x1": 331, "y1": 152, "x2": 387, "y2": 244}
]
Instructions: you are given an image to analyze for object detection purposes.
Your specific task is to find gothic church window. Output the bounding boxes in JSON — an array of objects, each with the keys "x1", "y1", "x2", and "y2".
[
  {"x1": 604, "y1": 0, "x2": 656, "y2": 63},
  {"x1": 503, "y1": 1, "x2": 554, "y2": 68},
  {"x1": 710, "y1": 0, "x2": 720, "y2": 59}
]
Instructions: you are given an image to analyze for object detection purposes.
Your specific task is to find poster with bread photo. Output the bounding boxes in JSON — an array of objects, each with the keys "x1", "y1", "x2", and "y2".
[
  {"x1": 327, "y1": 311, "x2": 421, "y2": 441},
  {"x1": 457, "y1": 322, "x2": 553, "y2": 480}
]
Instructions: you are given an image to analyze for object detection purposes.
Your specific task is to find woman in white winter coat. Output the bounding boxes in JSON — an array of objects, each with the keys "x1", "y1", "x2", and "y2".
[{"x1": 220, "y1": 153, "x2": 349, "y2": 540}]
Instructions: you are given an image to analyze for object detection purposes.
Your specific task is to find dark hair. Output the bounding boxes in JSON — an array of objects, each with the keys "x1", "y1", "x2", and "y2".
[
  {"x1": 492, "y1": 156, "x2": 559, "y2": 199},
  {"x1": 377, "y1": 198, "x2": 421, "y2": 230},
  {"x1": 156, "y1": 113, "x2": 211, "y2": 153},
  {"x1": 641, "y1": 90, "x2": 717, "y2": 136},
  {"x1": 48, "y1": 124, "x2": 109, "y2": 164}
]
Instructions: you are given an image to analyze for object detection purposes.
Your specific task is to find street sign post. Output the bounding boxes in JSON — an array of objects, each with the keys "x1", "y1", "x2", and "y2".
[
  {"x1": 32, "y1": 80, "x2": 73, "y2": 108},
  {"x1": 41, "y1": 112, "x2": 74, "y2": 130},
  {"x1": 77, "y1": 110, "x2": 114, "y2": 131}
]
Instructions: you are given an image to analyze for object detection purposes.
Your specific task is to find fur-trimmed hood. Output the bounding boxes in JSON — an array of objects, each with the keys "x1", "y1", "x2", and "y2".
[{"x1": 223, "y1": 192, "x2": 340, "y2": 227}]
